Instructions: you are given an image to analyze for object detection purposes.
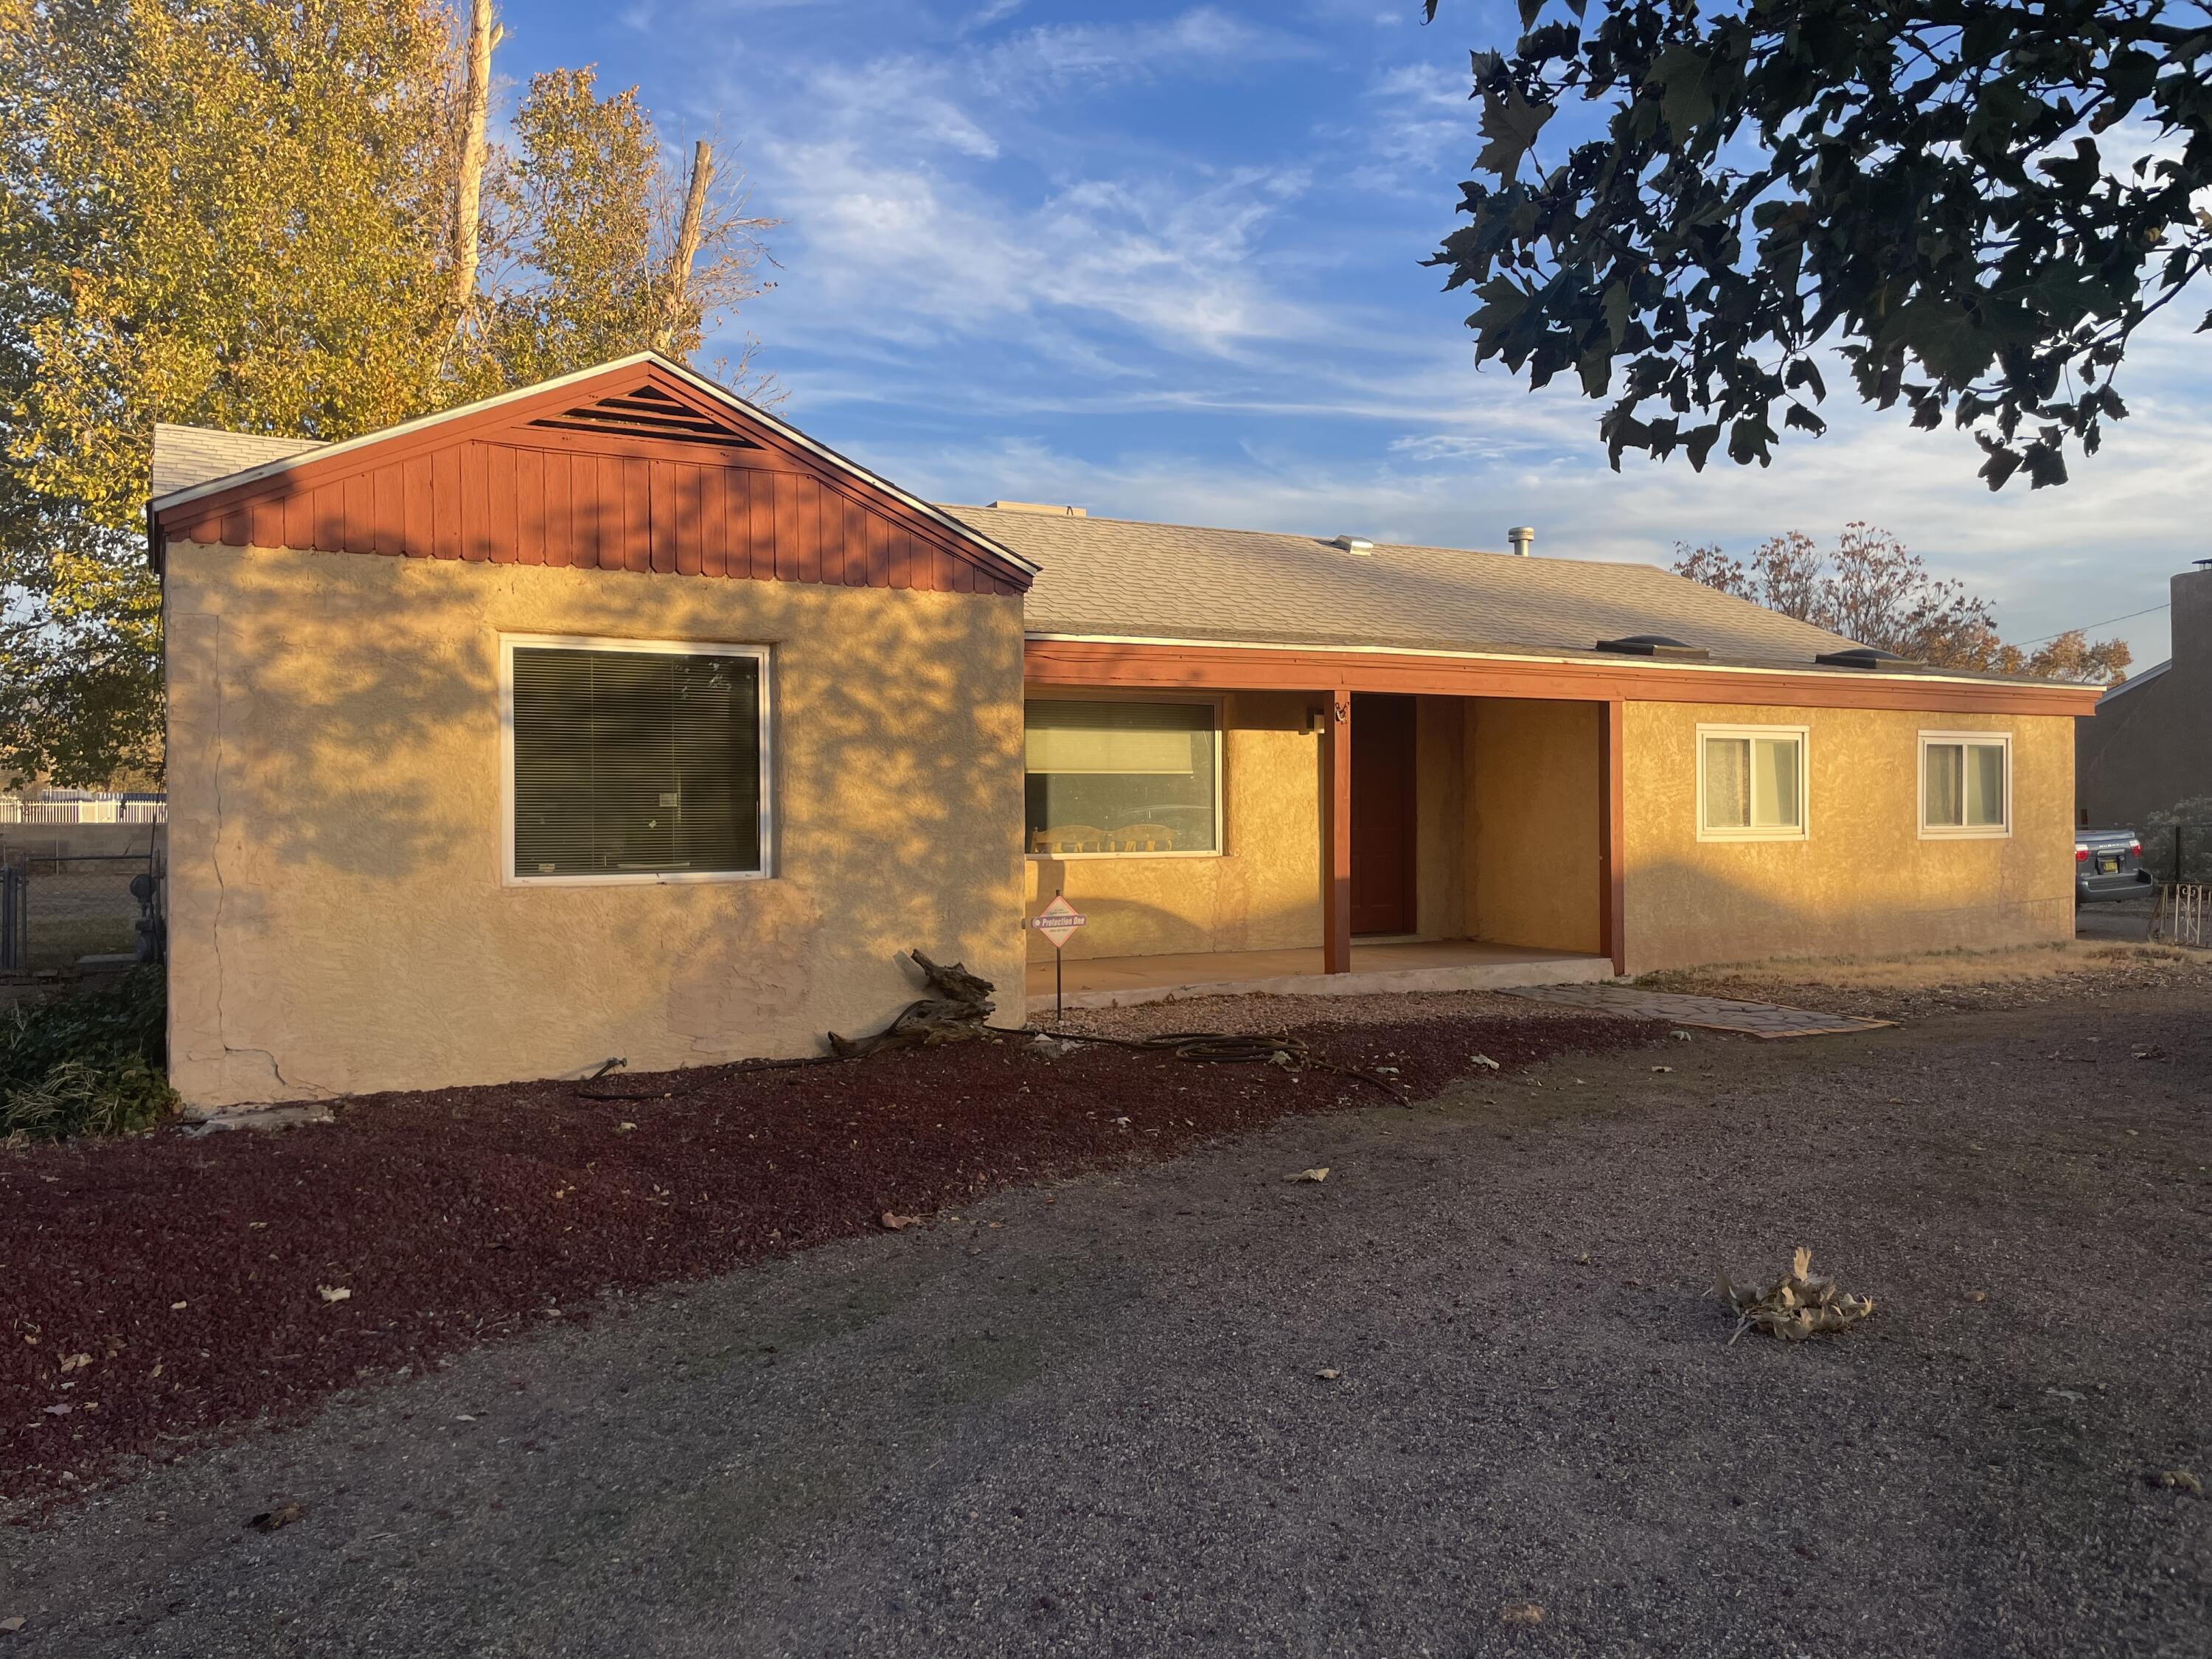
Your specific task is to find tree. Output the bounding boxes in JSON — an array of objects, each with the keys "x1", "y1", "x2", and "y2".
[
  {"x1": 1675, "y1": 524, "x2": 2134, "y2": 683},
  {"x1": 0, "y1": 0, "x2": 460, "y2": 786},
  {"x1": 1422, "y1": 0, "x2": 2212, "y2": 490},
  {"x1": 465, "y1": 68, "x2": 777, "y2": 398},
  {"x1": 0, "y1": 5, "x2": 776, "y2": 787}
]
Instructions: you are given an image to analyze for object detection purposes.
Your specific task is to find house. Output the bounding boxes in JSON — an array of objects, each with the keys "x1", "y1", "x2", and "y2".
[
  {"x1": 147, "y1": 354, "x2": 2098, "y2": 1108},
  {"x1": 2075, "y1": 561, "x2": 2212, "y2": 834}
]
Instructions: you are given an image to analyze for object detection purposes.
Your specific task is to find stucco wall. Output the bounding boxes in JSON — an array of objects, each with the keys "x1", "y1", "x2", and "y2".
[
  {"x1": 1621, "y1": 701, "x2": 2073, "y2": 973},
  {"x1": 1023, "y1": 691, "x2": 1321, "y2": 961},
  {"x1": 1467, "y1": 699, "x2": 1604, "y2": 954},
  {"x1": 164, "y1": 541, "x2": 1027, "y2": 1107}
]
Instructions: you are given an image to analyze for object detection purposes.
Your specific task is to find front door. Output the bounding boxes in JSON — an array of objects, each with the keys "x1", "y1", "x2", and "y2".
[{"x1": 1349, "y1": 693, "x2": 1417, "y2": 935}]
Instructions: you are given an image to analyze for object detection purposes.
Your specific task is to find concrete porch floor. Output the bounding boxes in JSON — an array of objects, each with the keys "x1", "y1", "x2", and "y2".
[{"x1": 1023, "y1": 938, "x2": 1615, "y2": 1014}]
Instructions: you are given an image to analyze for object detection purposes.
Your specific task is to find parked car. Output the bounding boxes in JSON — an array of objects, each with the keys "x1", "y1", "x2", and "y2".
[{"x1": 2076, "y1": 825, "x2": 2152, "y2": 905}]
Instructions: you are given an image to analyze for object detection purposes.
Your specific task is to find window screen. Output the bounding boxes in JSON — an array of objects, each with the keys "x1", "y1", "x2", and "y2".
[
  {"x1": 510, "y1": 644, "x2": 764, "y2": 879},
  {"x1": 1922, "y1": 739, "x2": 2006, "y2": 831},
  {"x1": 1700, "y1": 732, "x2": 1804, "y2": 835},
  {"x1": 1025, "y1": 699, "x2": 1217, "y2": 855}
]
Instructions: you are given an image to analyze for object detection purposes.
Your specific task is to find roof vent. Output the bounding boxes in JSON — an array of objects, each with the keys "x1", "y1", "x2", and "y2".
[
  {"x1": 1330, "y1": 535, "x2": 1375, "y2": 554},
  {"x1": 526, "y1": 383, "x2": 760, "y2": 449},
  {"x1": 1815, "y1": 646, "x2": 1921, "y2": 669},
  {"x1": 1508, "y1": 525, "x2": 1535, "y2": 557},
  {"x1": 988, "y1": 501, "x2": 1087, "y2": 517},
  {"x1": 1596, "y1": 634, "x2": 1709, "y2": 661}
]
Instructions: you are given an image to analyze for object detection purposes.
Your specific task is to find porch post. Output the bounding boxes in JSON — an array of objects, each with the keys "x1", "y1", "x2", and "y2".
[
  {"x1": 1600, "y1": 698, "x2": 1626, "y2": 975},
  {"x1": 1324, "y1": 692, "x2": 1352, "y2": 974}
]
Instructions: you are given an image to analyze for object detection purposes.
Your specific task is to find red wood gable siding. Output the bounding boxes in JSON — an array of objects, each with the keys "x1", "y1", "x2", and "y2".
[{"x1": 153, "y1": 364, "x2": 1029, "y2": 597}]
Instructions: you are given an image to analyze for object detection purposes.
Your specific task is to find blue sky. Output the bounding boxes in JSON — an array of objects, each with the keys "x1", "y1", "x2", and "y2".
[{"x1": 516, "y1": 0, "x2": 2208, "y2": 668}]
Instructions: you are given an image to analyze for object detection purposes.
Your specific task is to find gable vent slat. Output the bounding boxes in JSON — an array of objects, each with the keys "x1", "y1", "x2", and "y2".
[{"x1": 526, "y1": 383, "x2": 761, "y2": 451}]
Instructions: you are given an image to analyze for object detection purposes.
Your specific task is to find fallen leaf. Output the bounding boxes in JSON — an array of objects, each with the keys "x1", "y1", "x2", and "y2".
[
  {"x1": 2149, "y1": 1468, "x2": 2202, "y2": 1496},
  {"x1": 1716, "y1": 1248, "x2": 1873, "y2": 1343},
  {"x1": 317, "y1": 1286, "x2": 352, "y2": 1304},
  {"x1": 40, "y1": 1405, "x2": 69, "y2": 1417},
  {"x1": 880, "y1": 1211, "x2": 920, "y2": 1231},
  {"x1": 1500, "y1": 1602, "x2": 1545, "y2": 1626},
  {"x1": 1316, "y1": 1368, "x2": 1341, "y2": 1381},
  {"x1": 58, "y1": 1353, "x2": 90, "y2": 1374},
  {"x1": 1469, "y1": 1054, "x2": 1500, "y2": 1070},
  {"x1": 1651, "y1": 1065, "x2": 1673, "y2": 1074},
  {"x1": 0, "y1": 1616, "x2": 22, "y2": 1633},
  {"x1": 170, "y1": 1301, "x2": 187, "y2": 1311},
  {"x1": 1285, "y1": 1167, "x2": 1330, "y2": 1183},
  {"x1": 616, "y1": 1122, "x2": 638, "y2": 1133},
  {"x1": 247, "y1": 1503, "x2": 305, "y2": 1534},
  {"x1": 1966, "y1": 1290, "x2": 1988, "y2": 1304}
]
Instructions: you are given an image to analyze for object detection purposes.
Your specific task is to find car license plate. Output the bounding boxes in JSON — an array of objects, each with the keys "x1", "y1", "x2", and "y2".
[{"x1": 2098, "y1": 856, "x2": 2120, "y2": 874}]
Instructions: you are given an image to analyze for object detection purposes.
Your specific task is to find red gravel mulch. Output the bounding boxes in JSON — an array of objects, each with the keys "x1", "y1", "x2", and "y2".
[{"x1": 1, "y1": 1012, "x2": 1659, "y2": 1506}]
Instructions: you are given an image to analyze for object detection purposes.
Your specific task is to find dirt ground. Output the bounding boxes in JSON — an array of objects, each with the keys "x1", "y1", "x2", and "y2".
[{"x1": 1, "y1": 967, "x2": 2205, "y2": 1657}]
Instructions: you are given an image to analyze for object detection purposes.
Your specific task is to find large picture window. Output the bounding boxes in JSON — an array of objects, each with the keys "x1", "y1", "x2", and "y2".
[
  {"x1": 1920, "y1": 732, "x2": 2010, "y2": 837},
  {"x1": 1025, "y1": 698, "x2": 1220, "y2": 856},
  {"x1": 502, "y1": 636, "x2": 769, "y2": 883},
  {"x1": 1697, "y1": 725, "x2": 1808, "y2": 841}
]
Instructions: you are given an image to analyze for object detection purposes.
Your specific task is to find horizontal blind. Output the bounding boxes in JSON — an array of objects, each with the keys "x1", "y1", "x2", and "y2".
[
  {"x1": 1024, "y1": 699, "x2": 1211, "y2": 775},
  {"x1": 512, "y1": 647, "x2": 762, "y2": 878}
]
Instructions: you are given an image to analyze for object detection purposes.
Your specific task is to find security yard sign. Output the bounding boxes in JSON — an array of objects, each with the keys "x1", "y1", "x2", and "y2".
[
  {"x1": 1031, "y1": 894, "x2": 1087, "y2": 949},
  {"x1": 1032, "y1": 894, "x2": 1087, "y2": 1017}
]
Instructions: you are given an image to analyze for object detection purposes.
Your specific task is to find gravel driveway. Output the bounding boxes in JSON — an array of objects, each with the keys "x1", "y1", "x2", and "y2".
[{"x1": 4, "y1": 986, "x2": 2208, "y2": 1658}]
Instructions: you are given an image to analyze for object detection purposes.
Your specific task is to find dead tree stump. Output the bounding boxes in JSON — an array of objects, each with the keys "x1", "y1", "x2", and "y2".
[{"x1": 827, "y1": 950, "x2": 998, "y2": 1059}]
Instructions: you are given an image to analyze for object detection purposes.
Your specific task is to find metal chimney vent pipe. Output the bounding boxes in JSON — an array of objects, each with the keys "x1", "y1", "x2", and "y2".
[{"x1": 1508, "y1": 525, "x2": 1535, "y2": 557}]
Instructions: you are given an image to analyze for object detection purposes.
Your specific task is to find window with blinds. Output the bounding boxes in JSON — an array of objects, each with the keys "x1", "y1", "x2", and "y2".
[
  {"x1": 507, "y1": 641, "x2": 767, "y2": 881},
  {"x1": 1697, "y1": 726, "x2": 1807, "y2": 840},
  {"x1": 1920, "y1": 734, "x2": 2008, "y2": 836},
  {"x1": 1024, "y1": 698, "x2": 1219, "y2": 855}
]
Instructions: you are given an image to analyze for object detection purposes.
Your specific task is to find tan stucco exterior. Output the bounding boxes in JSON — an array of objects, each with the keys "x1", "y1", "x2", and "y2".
[
  {"x1": 1467, "y1": 699, "x2": 1605, "y2": 956},
  {"x1": 1620, "y1": 701, "x2": 2074, "y2": 973},
  {"x1": 1023, "y1": 694, "x2": 1606, "y2": 964},
  {"x1": 164, "y1": 541, "x2": 1027, "y2": 1108},
  {"x1": 1024, "y1": 691, "x2": 1322, "y2": 962}
]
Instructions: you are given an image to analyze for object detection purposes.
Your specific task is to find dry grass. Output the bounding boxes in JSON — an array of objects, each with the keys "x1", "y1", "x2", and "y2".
[
  {"x1": 1642, "y1": 939, "x2": 2209, "y2": 1020},
  {"x1": 1645, "y1": 939, "x2": 2195, "y2": 993}
]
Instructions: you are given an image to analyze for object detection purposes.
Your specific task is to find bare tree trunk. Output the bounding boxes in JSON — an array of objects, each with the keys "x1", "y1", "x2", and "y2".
[
  {"x1": 450, "y1": 0, "x2": 501, "y2": 325},
  {"x1": 655, "y1": 139, "x2": 714, "y2": 353}
]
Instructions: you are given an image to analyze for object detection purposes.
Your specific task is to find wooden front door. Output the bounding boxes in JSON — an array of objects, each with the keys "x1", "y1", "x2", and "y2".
[{"x1": 1349, "y1": 693, "x2": 1418, "y2": 935}]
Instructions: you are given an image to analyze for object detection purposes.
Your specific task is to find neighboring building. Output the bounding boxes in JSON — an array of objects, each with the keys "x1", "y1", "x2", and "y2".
[
  {"x1": 2076, "y1": 562, "x2": 2212, "y2": 831},
  {"x1": 148, "y1": 355, "x2": 2098, "y2": 1108}
]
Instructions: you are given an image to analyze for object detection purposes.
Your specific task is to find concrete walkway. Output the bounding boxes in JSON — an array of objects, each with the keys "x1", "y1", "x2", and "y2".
[{"x1": 1026, "y1": 938, "x2": 1610, "y2": 1014}]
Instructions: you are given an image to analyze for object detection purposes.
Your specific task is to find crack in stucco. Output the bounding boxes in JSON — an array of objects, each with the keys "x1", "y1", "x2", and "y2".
[{"x1": 202, "y1": 617, "x2": 324, "y2": 1100}]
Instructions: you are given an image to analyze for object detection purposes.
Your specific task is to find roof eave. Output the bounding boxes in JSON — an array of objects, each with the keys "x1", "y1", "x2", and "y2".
[{"x1": 144, "y1": 352, "x2": 1039, "y2": 582}]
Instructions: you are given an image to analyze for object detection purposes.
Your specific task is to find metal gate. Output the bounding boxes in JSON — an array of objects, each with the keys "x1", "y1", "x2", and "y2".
[
  {"x1": 0, "y1": 846, "x2": 163, "y2": 973},
  {"x1": 0, "y1": 853, "x2": 24, "y2": 973}
]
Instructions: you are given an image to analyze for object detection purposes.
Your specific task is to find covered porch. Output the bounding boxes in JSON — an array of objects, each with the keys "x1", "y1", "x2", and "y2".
[{"x1": 1021, "y1": 638, "x2": 1632, "y2": 1006}]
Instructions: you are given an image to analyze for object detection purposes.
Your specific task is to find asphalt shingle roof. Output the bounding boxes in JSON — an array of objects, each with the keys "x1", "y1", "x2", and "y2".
[
  {"x1": 149, "y1": 425, "x2": 324, "y2": 504},
  {"x1": 945, "y1": 505, "x2": 1872, "y2": 673}
]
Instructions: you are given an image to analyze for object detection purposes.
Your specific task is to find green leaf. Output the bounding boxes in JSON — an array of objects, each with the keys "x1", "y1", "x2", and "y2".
[
  {"x1": 1601, "y1": 279, "x2": 1632, "y2": 348},
  {"x1": 1475, "y1": 79, "x2": 1555, "y2": 181},
  {"x1": 1648, "y1": 43, "x2": 1717, "y2": 139}
]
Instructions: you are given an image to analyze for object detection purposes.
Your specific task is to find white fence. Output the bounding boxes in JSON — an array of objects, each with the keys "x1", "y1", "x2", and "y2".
[{"x1": 0, "y1": 798, "x2": 166, "y2": 825}]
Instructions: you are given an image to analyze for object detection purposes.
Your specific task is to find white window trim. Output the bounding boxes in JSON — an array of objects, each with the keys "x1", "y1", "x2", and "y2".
[
  {"x1": 498, "y1": 632, "x2": 774, "y2": 887},
  {"x1": 1023, "y1": 692, "x2": 1227, "y2": 860},
  {"x1": 1917, "y1": 730, "x2": 2011, "y2": 840},
  {"x1": 1694, "y1": 723, "x2": 1810, "y2": 843}
]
